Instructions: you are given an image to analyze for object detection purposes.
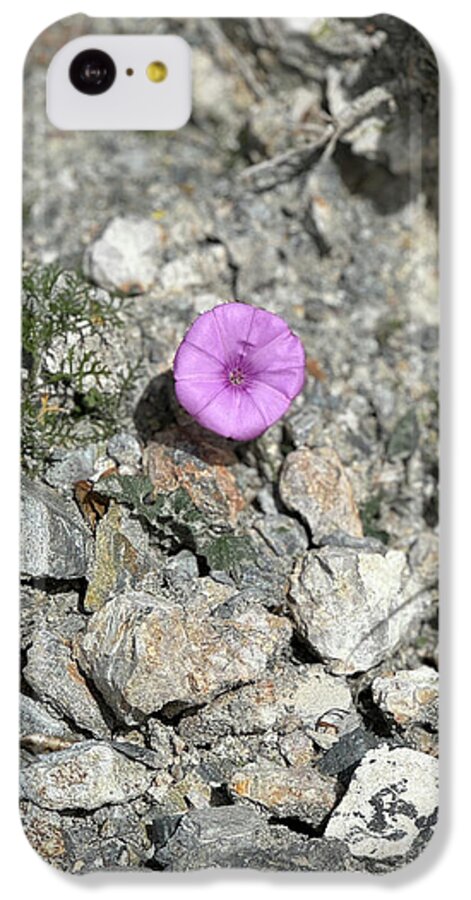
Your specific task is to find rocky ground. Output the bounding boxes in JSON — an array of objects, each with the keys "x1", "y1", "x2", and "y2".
[{"x1": 20, "y1": 15, "x2": 439, "y2": 874}]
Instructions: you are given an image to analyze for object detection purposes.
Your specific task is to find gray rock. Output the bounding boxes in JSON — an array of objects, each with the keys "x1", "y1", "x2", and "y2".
[
  {"x1": 23, "y1": 630, "x2": 110, "y2": 739},
  {"x1": 372, "y1": 666, "x2": 438, "y2": 730},
  {"x1": 20, "y1": 741, "x2": 154, "y2": 811},
  {"x1": 289, "y1": 546, "x2": 428, "y2": 673},
  {"x1": 20, "y1": 801, "x2": 68, "y2": 867},
  {"x1": 76, "y1": 581, "x2": 292, "y2": 724},
  {"x1": 325, "y1": 746, "x2": 438, "y2": 862},
  {"x1": 20, "y1": 797, "x2": 153, "y2": 873},
  {"x1": 163, "y1": 549, "x2": 199, "y2": 583},
  {"x1": 152, "y1": 805, "x2": 359, "y2": 871},
  {"x1": 107, "y1": 432, "x2": 142, "y2": 467},
  {"x1": 20, "y1": 585, "x2": 83, "y2": 649},
  {"x1": 20, "y1": 695, "x2": 80, "y2": 743},
  {"x1": 178, "y1": 661, "x2": 360, "y2": 752},
  {"x1": 253, "y1": 513, "x2": 308, "y2": 564},
  {"x1": 83, "y1": 503, "x2": 156, "y2": 612},
  {"x1": 83, "y1": 215, "x2": 160, "y2": 294},
  {"x1": 229, "y1": 761, "x2": 338, "y2": 826},
  {"x1": 279, "y1": 447, "x2": 363, "y2": 543},
  {"x1": 20, "y1": 476, "x2": 92, "y2": 579},
  {"x1": 317, "y1": 727, "x2": 381, "y2": 776},
  {"x1": 44, "y1": 445, "x2": 98, "y2": 491}
]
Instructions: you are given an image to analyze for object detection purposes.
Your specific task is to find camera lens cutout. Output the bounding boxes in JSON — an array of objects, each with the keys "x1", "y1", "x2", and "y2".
[{"x1": 69, "y1": 49, "x2": 116, "y2": 95}]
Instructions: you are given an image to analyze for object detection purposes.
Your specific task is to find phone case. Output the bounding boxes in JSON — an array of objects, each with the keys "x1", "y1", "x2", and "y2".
[{"x1": 20, "y1": 14, "x2": 439, "y2": 875}]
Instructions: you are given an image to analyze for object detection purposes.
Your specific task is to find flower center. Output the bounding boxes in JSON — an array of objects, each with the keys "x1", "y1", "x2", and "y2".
[{"x1": 229, "y1": 367, "x2": 245, "y2": 386}]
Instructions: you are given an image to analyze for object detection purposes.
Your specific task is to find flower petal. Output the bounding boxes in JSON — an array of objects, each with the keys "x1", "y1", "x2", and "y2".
[
  {"x1": 251, "y1": 364, "x2": 305, "y2": 401},
  {"x1": 245, "y1": 379, "x2": 292, "y2": 430},
  {"x1": 248, "y1": 329, "x2": 305, "y2": 377},
  {"x1": 210, "y1": 303, "x2": 259, "y2": 366},
  {"x1": 194, "y1": 384, "x2": 268, "y2": 441},
  {"x1": 175, "y1": 378, "x2": 228, "y2": 418},
  {"x1": 174, "y1": 338, "x2": 225, "y2": 380}
]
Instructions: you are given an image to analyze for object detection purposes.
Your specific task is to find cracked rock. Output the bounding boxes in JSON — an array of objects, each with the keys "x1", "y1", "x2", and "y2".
[
  {"x1": 23, "y1": 629, "x2": 110, "y2": 739},
  {"x1": 20, "y1": 695, "x2": 80, "y2": 746},
  {"x1": 152, "y1": 804, "x2": 359, "y2": 871},
  {"x1": 178, "y1": 661, "x2": 360, "y2": 752},
  {"x1": 20, "y1": 741, "x2": 154, "y2": 811},
  {"x1": 20, "y1": 476, "x2": 92, "y2": 579},
  {"x1": 372, "y1": 666, "x2": 438, "y2": 755},
  {"x1": 289, "y1": 546, "x2": 428, "y2": 673},
  {"x1": 279, "y1": 447, "x2": 363, "y2": 543},
  {"x1": 325, "y1": 746, "x2": 438, "y2": 864},
  {"x1": 83, "y1": 215, "x2": 161, "y2": 294},
  {"x1": 144, "y1": 429, "x2": 245, "y2": 529},
  {"x1": 229, "y1": 761, "x2": 338, "y2": 826},
  {"x1": 76, "y1": 581, "x2": 292, "y2": 724},
  {"x1": 84, "y1": 503, "x2": 153, "y2": 612}
]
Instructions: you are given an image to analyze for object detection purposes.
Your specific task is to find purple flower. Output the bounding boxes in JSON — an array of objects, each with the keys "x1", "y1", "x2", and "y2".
[{"x1": 173, "y1": 302, "x2": 305, "y2": 441}]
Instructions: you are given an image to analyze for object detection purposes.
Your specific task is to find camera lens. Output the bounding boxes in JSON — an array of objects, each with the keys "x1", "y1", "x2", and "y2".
[{"x1": 69, "y1": 49, "x2": 116, "y2": 95}]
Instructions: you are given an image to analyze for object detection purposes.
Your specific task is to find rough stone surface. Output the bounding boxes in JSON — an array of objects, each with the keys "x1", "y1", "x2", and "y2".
[
  {"x1": 20, "y1": 586, "x2": 84, "y2": 649},
  {"x1": 44, "y1": 445, "x2": 99, "y2": 491},
  {"x1": 20, "y1": 742, "x2": 154, "y2": 811},
  {"x1": 84, "y1": 503, "x2": 152, "y2": 612},
  {"x1": 317, "y1": 727, "x2": 381, "y2": 776},
  {"x1": 76, "y1": 582, "x2": 292, "y2": 723},
  {"x1": 372, "y1": 666, "x2": 438, "y2": 755},
  {"x1": 229, "y1": 761, "x2": 338, "y2": 826},
  {"x1": 372, "y1": 666, "x2": 438, "y2": 728},
  {"x1": 107, "y1": 432, "x2": 142, "y2": 468},
  {"x1": 153, "y1": 805, "x2": 360, "y2": 871},
  {"x1": 144, "y1": 429, "x2": 245, "y2": 528},
  {"x1": 83, "y1": 216, "x2": 161, "y2": 294},
  {"x1": 289, "y1": 546, "x2": 427, "y2": 673},
  {"x1": 23, "y1": 630, "x2": 110, "y2": 739},
  {"x1": 279, "y1": 447, "x2": 363, "y2": 542},
  {"x1": 20, "y1": 695, "x2": 80, "y2": 744},
  {"x1": 178, "y1": 661, "x2": 359, "y2": 753},
  {"x1": 325, "y1": 746, "x2": 438, "y2": 863},
  {"x1": 21, "y1": 476, "x2": 92, "y2": 579}
]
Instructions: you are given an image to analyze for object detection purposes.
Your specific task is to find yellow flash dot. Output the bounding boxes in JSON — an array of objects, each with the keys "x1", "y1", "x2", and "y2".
[{"x1": 146, "y1": 61, "x2": 168, "y2": 83}]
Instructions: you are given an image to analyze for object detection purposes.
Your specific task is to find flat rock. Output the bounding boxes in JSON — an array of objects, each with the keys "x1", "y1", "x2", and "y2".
[
  {"x1": 325, "y1": 746, "x2": 438, "y2": 862},
  {"x1": 76, "y1": 581, "x2": 292, "y2": 724},
  {"x1": 289, "y1": 546, "x2": 427, "y2": 673},
  {"x1": 279, "y1": 447, "x2": 363, "y2": 542},
  {"x1": 178, "y1": 661, "x2": 360, "y2": 751},
  {"x1": 229, "y1": 761, "x2": 338, "y2": 826},
  {"x1": 20, "y1": 741, "x2": 153, "y2": 811},
  {"x1": 152, "y1": 805, "x2": 359, "y2": 871},
  {"x1": 317, "y1": 727, "x2": 381, "y2": 776},
  {"x1": 83, "y1": 215, "x2": 161, "y2": 294},
  {"x1": 23, "y1": 630, "x2": 110, "y2": 739},
  {"x1": 143, "y1": 429, "x2": 245, "y2": 528},
  {"x1": 20, "y1": 476, "x2": 92, "y2": 579}
]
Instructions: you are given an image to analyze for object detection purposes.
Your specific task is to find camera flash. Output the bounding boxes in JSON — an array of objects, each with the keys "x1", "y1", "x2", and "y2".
[{"x1": 146, "y1": 60, "x2": 167, "y2": 83}]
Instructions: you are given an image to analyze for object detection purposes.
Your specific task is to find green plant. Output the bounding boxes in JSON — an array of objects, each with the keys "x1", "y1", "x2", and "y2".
[{"x1": 21, "y1": 263, "x2": 142, "y2": 474}]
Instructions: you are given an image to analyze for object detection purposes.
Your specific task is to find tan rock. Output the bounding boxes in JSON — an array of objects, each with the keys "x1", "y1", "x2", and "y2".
[
  {"x1": 76, "y1": 581, "x2": 292, "y2": 724},
  {"x1": 144, "y1": 428, "x2": 245, "y2": 528},
  {"x1": 229, "y1": 761, "x2": 338, "y2": 826},
  {"x1": 279, "y1": 447, "x2": 362, "y2": 542},
  {"x1": 20, "y1": 741, "x2": 153, "y2": 811}
]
